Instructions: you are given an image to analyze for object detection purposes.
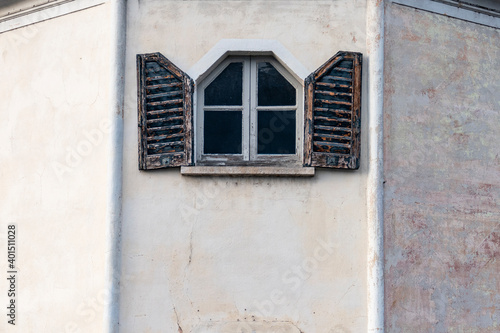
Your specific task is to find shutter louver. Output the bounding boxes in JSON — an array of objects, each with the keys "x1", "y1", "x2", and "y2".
[
  {"x1": 304, "y1": 51, "x2": 362, "y2": 169},
  {"x1": 137, "y1": 53, "x2": 193, "y2": 169}
]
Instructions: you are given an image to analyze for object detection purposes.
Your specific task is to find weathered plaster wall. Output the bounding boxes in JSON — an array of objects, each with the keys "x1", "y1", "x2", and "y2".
[
  {"x1": 0, "y1": 3, "x2": 111, "y2": 332},
  {"x1": 384, "y1": 3, "x2": 500, "y2": 332},
  {"x1": 121, "y1": 1, "x2": 369, "y2": 332}
]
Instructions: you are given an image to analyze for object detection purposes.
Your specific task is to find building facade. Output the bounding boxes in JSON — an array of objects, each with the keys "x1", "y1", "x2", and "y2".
[{"x1": 0, "y1": 0, "x2": 498, "y2": 332}]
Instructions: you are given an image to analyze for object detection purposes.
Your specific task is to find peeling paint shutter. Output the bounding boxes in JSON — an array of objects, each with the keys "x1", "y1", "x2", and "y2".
[
  {"x1": 137, "y1": 53, "x2": 193, "y2": 170},
  {"x1": 304, "y1": 51, "x2": 362, "y2": 169}
]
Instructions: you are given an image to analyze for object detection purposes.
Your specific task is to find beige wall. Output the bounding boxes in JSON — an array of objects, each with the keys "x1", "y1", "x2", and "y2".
[
  {"x1": 121, "y1": 1, "x2": 369, "y2": 332},
  {"x1": 0, "y1": 3, "x2": 111, "y2": 332}
]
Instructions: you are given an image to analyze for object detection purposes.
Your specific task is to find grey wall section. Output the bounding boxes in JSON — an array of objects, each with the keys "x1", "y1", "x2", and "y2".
[{"x1": 384, "y1": 3, "x2": 500, "y2": 332}]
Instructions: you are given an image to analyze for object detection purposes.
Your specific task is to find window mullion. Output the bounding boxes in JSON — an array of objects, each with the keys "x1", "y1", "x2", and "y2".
[
  {"x1": 196, "y1": 81, "x2": 204, "y2": 162},
  {"x1": 249, "y1": 57, "x2": 258, "y2": 161},
  {"x1": 204, "y1": 106, "x2": 243, "y2": 111},
  {"x1": 241, "y1": 56, "x2": 251, "y2": 161}
]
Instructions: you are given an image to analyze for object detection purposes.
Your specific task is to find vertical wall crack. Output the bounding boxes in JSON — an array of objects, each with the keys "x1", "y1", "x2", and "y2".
[
  {"x1": 173, "y1": 306, "x2": 183, "y2": 333},
  {"x1": 188, "y1": 228, "x2": 193, "y2": 265}
]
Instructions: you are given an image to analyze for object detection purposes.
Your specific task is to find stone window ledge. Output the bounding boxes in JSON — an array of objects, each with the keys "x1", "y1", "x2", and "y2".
[{"x1": 180, "y1": 166, "x2": 315, "y2": 177}]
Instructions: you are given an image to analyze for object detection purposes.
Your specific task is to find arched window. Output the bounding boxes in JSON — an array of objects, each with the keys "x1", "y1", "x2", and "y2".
[{"x1": 196, "y1": 56, "x2": 303, "y2": 166}]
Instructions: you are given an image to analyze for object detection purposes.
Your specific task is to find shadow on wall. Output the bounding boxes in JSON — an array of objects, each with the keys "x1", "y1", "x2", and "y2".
[{"x1": 0, "y1": 0, "x2": 59, "y2": 13}]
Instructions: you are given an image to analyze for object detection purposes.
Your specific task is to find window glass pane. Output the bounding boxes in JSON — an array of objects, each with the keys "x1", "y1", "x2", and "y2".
[
  {"x1": 258, "y1": 62, "x2": 296, "y2": 106},
  {"x1": 204, "y1": 111, "x2": 242, "y2": 154},
  {"x1": 205, "y1": 62, "x2": 243, "y2": 106},
  {"x1": 257, "y1": 110, "x2": 296, "y2": 154}
]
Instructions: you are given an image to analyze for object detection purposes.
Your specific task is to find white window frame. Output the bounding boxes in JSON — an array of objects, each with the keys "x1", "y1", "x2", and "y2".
[{"x1": 195, "y1": 55, "x2": 303, "y2": 167}]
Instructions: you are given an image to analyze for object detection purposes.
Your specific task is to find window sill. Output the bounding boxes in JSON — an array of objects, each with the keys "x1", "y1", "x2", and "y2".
[{"x1": 180, "y1": 166, "x2": 315, "y2": 177}]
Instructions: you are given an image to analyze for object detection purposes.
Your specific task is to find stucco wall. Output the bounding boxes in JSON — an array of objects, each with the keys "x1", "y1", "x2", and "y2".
[
  {"x1": 0, "y1": 3, "x2": 111, "y2": 332},
  {"x1": 121, "y1": 1, "x2": 369, "y2": 332},
  {"x1": 384, "y1": 3, "x2": 500, "y2": 332}
]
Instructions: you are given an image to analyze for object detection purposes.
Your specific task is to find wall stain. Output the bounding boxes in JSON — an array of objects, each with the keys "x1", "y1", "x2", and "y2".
[{"x1": 384, "y1": 3, "x2": 500, "y2": 332}]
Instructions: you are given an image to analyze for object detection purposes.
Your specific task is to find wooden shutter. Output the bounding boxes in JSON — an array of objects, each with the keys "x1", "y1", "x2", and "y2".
[
  {"x1": 304, "y1": 51, "x2": 362, "y2": 169},
  {"x1": 137, "y1": 53, "x2": 193, "y2": 170}
]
